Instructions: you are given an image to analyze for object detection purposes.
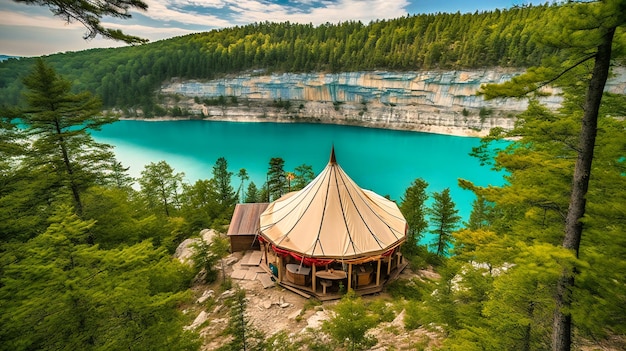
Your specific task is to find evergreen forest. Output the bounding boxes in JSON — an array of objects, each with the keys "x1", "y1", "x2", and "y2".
[
  {"x1": 1, "y1": 1, "x2": 626, "y2": 350},
  {"x1": 0, "y1": 4, "x2": 564, "y2": 111}
]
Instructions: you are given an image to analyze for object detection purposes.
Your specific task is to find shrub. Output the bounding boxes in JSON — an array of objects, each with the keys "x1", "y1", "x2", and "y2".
[
  {"x1": 386, "y1": 277, "x2": 435, "y2": 301},
  {"x1": 322, "y1": 291, "x2": 378, "y2": 351}
]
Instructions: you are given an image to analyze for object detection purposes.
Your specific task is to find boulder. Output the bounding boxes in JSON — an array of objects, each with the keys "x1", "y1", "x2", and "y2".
[
  {"x1": 391, "y1": 309, "x2": 405, "y2": 328},
  {"x1": 219, "y1": 289, "x2": 236, "y2": 301},
  {"x1": 184, "y1": 311, "x2": 208, "y2": 330},
  {"x1": 200, "y1": 228, "x2": 217, "y2": 243},
  {"x1": 173, "y1": 229, "x2": 221, "y2": 265},
  {"x1": 306, "y1": 310, "x2": 330, "y2": 330},
  {"x1": 288, "y1": 309, "x2": 302, "y2": 320},
  {"x1": 174, "y1": 238, "x2": 198, "y2": 265},
  {"x1": 196, "y1": 290, "x2": 215, "y2": 304}
]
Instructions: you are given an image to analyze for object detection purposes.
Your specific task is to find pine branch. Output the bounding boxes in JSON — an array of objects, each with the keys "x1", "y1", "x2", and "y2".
[{"x1": 528, "y1": 53, "x2": 596, "y2": 95}]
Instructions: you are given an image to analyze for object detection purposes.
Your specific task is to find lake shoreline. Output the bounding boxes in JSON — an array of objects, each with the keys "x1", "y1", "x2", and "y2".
[
  {"x1": 96, "y1": 120, "x2": 507, "y2": 220},
  {"x1": 119, "y1": 115, "x2": 492, "y2": 138}
]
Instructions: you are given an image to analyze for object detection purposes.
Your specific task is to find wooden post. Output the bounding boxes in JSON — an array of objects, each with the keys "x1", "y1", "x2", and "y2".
[
  {"x1": 312, "y1": 264, "x2": 317, "y2": 293},
  {"x1": 347, "y1": 264, "x2": 353, "y2": 291},
  {"x1": 278, "y1": 256, "x2": 284, "y2": 282},
  {"x1": 376, "y1": 258, "x2": 381, "y2": 286}
]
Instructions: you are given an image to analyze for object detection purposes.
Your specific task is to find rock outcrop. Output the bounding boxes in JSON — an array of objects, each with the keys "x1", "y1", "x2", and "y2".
[
  {"x1": 161, "y1": 68, "x2": 626, "y2": 136},
  {"x1": 173, "y1": 228, "x2": 218, "y2": 265}
]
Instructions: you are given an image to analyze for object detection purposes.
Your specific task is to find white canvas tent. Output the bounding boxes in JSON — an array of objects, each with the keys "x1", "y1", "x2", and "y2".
[{"x1": 258, "y1": 148, "x2": 407, "y2": 296}]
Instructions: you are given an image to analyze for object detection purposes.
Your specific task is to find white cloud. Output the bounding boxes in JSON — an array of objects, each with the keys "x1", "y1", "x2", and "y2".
[
  {"x1": 0, "y1": 25, "x2": 127, "y2": 56},
  {"x1": 141, "y1": 0, "x2": 231, "y2": 26},
  {"x1": 136, "y1": 0, "x2": 410, "y2": 29},
  {"x1": 225, "y1": 0, "x2": 410, "y2": 25},
  {"x1": 0, "y1": 9, "x2": 198, "y2": 46},
  {"x1": 168, "y1": 0, "x2": 227, "y2": 8},
  {"x1": 100, "y1": 21, "x2": 196, "y2": 39},
  {"x1": 225, "y1": 0, "x2": 292, "y2": 15},
  {"x1": 0, "y1": 10, "x2": 84, "y2": 30}
]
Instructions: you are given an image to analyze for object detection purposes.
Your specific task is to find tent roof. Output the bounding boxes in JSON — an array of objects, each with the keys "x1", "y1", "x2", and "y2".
[{"x1": 259, "y1": 148, "x2": 407, "y2": 260}]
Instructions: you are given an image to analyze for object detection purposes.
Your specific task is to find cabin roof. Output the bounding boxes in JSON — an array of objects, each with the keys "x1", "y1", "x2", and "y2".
[{"x1": 227, "y1": 203, "x2": 270, "y2": 236}]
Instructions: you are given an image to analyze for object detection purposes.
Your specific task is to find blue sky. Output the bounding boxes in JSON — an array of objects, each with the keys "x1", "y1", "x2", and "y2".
[{"x1": 0, "y1": 0, "x2": 542, "y2": 57}]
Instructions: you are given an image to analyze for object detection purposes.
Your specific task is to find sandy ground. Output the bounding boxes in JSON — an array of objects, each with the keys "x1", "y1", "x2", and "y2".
[{"x1": 187, "y1": 250, "x2": 444, "y2": 350}]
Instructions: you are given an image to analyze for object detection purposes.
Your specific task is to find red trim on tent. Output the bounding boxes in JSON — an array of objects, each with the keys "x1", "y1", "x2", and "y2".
[
  {"x1": 270, "y1": 245, "x2": 395, "y2": 266},
  {"x1": 382, "y1": 248, "x2": 395, "y2": 257},
  {"x1": 271, "y1": 245, "x2": 335, "y2": 267}
]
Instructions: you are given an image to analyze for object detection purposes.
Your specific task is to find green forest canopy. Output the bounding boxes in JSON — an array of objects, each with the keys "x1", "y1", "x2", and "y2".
[{"x1": 0, "y1": 4, "x2": 562, "y2": 109}]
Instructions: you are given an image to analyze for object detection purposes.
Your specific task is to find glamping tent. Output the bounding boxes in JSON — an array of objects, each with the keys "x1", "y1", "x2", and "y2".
[{"x1": 259, "y1": 148, "x2": 407, "y2": 297}]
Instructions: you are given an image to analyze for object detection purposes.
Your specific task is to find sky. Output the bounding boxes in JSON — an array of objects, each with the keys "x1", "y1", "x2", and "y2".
[{"x1": 0, "y1": 0, "x2": 540, "y2": 57}]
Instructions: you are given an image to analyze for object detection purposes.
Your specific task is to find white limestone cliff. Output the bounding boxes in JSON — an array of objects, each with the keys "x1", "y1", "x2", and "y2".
[{"x1": 160, "y1": 68, "x2": 626, "y2": 136}]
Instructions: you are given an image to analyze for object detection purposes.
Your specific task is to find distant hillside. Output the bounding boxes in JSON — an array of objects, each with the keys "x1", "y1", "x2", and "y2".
[
  {"x1": 0, "y1": 55, "x2": 19, "y2": 62},
  {"x1": 0, "y1": 4, "x2": 561, "y2": 110}
]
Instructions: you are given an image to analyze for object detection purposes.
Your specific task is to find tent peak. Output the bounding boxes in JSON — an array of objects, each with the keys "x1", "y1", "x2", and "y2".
[{"x1": 329, "y1": 146, "x2": 337, "y2": 164}]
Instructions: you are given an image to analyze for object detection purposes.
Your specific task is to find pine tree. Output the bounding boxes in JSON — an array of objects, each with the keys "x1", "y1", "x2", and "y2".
[
  {"x1": 107, "y1": 160, "x2": 135, "y2": 189},
  {"x1": 212, "y1": 157, "x2": 236, "y2": 212},
  {"x1": 237, "y1": 168, "x2": 249, "y2": 203},
  {"x1": 479, "y1": 2, "x2": 626, "y2": 349},
  {"x1": 426, "y1": 188, "x2": 461, "y2": 257},
  {"x1": 465, "y1": 195, "x2": 494, "y2": 230},
  {"x1": 20, "y1": 59, "x2": 117, "y2": 218},
  {"x1": 139, "y1": 160, "x2": 184, "y2": 217},
  {"x1": 0, "y1": 118, "x2": 52, "y2": 240},
  {"x1": 180, "y1": 179, "x2": 221, "y2": 231},
  {"x1": 399, "y1": 178, "x2": 429, "y2": 256},
  {"x1": 219, "y1": 289, "x2": 265, "y2": 351},
  {"x1": 0, "y1": 205, "x2": 200, "y2": 350},
  {"x1": 267, "y1": 157, "x2": 286, "y2": 201},
  {"x1": 322, "y1": 290, "x2": 378, "y2": 351},
  {"x1": 292, "y1": 164, "x2": 315, "y2": 191},
  {"x1": 244, "y1": 182, "x2": 260, "y2": 203}
]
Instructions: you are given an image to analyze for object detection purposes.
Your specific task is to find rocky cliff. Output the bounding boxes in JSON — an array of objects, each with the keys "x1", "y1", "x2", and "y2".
[{"x1": 161, "y1": 68, "x2": 626, "y2": 136}]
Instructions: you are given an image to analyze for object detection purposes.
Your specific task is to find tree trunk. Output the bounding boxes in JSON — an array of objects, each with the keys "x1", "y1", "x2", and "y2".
[
  {"x1": 552, "y1": 27, "x2": 615, "y2": 351},
  {"x1": 57, "y1": 123, "x2": 83, "y2": 216},
  {"x1": 522, "y1": 301, "x2": 535, "y2": 351}
]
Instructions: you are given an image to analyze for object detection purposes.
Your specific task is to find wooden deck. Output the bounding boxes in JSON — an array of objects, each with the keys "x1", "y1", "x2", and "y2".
[
  {"x1": 231, "y1": 249, "x2": 409, "y2": 301},
  {"x1": 260, "y1": 260, "x2": 407, "y2": 301},
  {"x1": 249, "y1": 247, "x2": 409, "y2": 301},
  {"x1": 277, "y1": 272, "x2": 406, "y2": 301}
]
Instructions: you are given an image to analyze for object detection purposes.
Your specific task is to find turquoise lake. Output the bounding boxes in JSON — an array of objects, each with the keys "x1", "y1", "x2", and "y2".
[{"x1": 92, "y1": 120, "x2": 506, "y2": 223}]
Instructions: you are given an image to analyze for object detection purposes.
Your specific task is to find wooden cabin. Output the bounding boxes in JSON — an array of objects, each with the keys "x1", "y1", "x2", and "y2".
[{"x1": 227, "y1": 203, "x2": 269, "y2": 252}]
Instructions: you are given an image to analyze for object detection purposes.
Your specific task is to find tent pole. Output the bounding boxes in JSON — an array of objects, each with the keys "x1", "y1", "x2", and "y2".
[
  {"x1": 376, "y1": 258, "x2": 381, "y2": 286},
  {"x1": 347, "y1": 264, "x2": 353, "y2": 291},
  {"x1": 312, "y1": 265, "x2": 317, "y2": 294},
  {"x1": 278, "y1": 255, "x2": 284, "y2": 282}
]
